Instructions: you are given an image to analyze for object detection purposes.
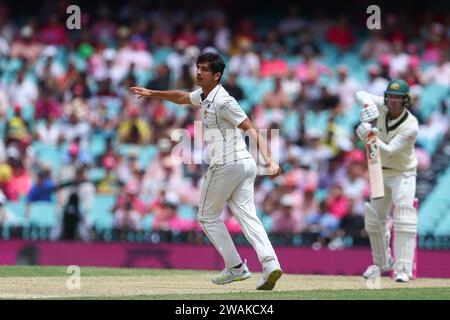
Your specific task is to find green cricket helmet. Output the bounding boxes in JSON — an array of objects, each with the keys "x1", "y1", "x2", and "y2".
[{"x1": 384, "y1": 79, "x2": 411, "y2": 107}]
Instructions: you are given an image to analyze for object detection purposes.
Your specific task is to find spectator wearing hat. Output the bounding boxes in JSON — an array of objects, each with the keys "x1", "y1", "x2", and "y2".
[
  {"x1": 113, "y1": 199, "x2": 142, "y2": 232},
  {"x1": 329, "y1": 64, "x2": 359, "y2": 111},
  {"x1": 35, "y1": 46, "x2": 64, "y2": 82},
  {"x1": 61, "y1": 112, "x2": 91, "y2": 148},
  {"x1": 271, "y1": 194, "x2": 301, "y2": 234},
  {"x1": 5, "y1": 104, "x2": 32, "y2": 148},
  {"x1": 10, "y1": 25, "x2": 43, "y2": 63},
  {"x1": 365, "y1": 65, "x2": 389, "y2": 96},
  {"x1": 118, "y1": 106, "x2": 151, "y2": 144},
  {"x1": 360, "y1": 30, "x2": 392, "y2": 61},
  {"x1": 229, "y1": 38, "x2": 260, "y2": 78},
  {"x1": 35, "y1": 114, "x2": 62, "y2": 146},
  {"x1": 96, "y1": 158, "x2": 122, "y2": 195},
  {"x1": 90, "y1": 47, "x2": 117, "y2": 82},
  {"x1": 386, "y1": 40, "x2": 410, "y2": 78},
  {"x1": 8, "y1": 68, "x2": 38, "y2": 109}
]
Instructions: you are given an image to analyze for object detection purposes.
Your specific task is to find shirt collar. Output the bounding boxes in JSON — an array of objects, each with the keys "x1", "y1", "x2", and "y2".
[
  {"x1": 202, "y1": 84, "x2": 222, "y2": 103},
  {"x1": 388, "y1": 108, "x2": 407, "y2": 124}
]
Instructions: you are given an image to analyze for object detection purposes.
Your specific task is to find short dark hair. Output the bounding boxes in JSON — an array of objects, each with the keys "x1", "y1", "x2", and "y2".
[{"x1": 196, "y1": 52, "x2": 225, "y2": 80}]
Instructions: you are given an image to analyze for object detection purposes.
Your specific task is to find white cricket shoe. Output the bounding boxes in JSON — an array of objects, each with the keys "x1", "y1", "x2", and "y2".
[
  {"x1": 256, "y1": 260, "x2": 282, "y2": 291},
  {"x1": 212, "y1": 260, "x2": 252, "y2": 285},
  {"x1": 362, "y1": 265, "x2": 381, "y2": 280},
  {"x1": 362, "y1": 258, "x2": 393, "y2": 279},
  {"x1": 394, "y1": 272, "x2": 412, "y2": 283}
]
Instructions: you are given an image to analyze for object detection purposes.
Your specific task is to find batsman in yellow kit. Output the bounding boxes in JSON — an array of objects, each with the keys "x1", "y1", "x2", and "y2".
[{"x1": 355, "y1": 79, "x2": 419, "y2": 282}]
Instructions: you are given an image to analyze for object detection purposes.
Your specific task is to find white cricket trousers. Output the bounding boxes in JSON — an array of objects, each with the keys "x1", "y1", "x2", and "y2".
[
  {"x1": 197, "y1": 157, "x2": 278, "y2": 269},
  {"x1": 367, "y1": 173, "x2": 417, "y2": 274}
]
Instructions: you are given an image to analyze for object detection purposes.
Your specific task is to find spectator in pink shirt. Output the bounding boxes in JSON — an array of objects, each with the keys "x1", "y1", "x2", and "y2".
[
  {"x1": 6, "y1": 159, "x2": 32, "y2": 201},
  {"x1": 296, "y1": 46, "x2": 332, "y2": 83},
  {"x1": 325, "y1": 183, "x2": 350, "y2": 219},
  {"x1": 152, "y1": 201, "x2": 193, "y2": 232},
  {"x1": 113, "y1": 183, "x2": 147, "y2": 216}
]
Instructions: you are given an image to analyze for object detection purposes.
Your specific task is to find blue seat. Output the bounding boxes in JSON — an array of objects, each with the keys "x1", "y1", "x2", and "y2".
[
  {"x1": 91, "y1": 195, "x2": 115, "y2": 229},
  {"x1": 4, "y1": 201, "x2": 26, "y2": 225},
  {"x1": 153, "y1": 47, "x2": 174, "y2": 66},
  {"x1": 88, "y1": 167, "x2": 106, "y2": 181},
  {"x1": 141, "y1": 214, "x2": 155, "y2": 231},
  {"x1": 178, "y1": 204, "x2": 196, "y2": 221},
  {"x1": 29, "y1": 201, "x2": 57, "y2": 227},
  {"x1": 33, "y1": 142, "x2": 63, "y2": 170},
  {"x1": 90, "y1": 133, "x2": 107, "y2": 157}
]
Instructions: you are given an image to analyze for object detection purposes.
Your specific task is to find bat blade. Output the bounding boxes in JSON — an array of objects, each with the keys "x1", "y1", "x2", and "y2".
[{"x1": 365, "y1": 131, "x2": 384, "y2": 199}]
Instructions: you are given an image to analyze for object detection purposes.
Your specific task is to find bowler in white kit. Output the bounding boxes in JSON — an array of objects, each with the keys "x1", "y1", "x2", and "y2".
[
  {"x1": 355, "y1": 79, "x2": 419, "y2": 282},
  {"x1": 130, "y1": 52, "x2": 282, "y2": 290}
]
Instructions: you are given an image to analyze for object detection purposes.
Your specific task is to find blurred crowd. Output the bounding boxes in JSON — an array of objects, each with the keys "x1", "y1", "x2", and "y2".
[{"x1": 0, "y1": 1, "x2": 449, "y2": 246}]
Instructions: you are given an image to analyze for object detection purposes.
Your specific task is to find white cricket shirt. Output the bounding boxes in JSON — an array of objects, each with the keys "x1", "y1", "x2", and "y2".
[{"x1": 189, "y1": 84, "x2": 252, "y2": 166}]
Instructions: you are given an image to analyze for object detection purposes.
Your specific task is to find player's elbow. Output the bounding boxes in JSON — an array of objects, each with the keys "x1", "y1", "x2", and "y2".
[{"x1": 355, "y1": 90, "x2": 367, "y2": 102}]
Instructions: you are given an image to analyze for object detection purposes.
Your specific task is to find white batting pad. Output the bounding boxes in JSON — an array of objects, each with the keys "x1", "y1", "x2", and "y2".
[
  {"x1": 393, "y1": 203, "x2": 418, "y2": 275},
  {"x1": 364, "y1": 202, "x2": 392, "y2": 270}
]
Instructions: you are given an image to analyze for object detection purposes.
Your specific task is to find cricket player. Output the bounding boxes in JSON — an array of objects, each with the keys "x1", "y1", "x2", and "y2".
[
  {"x1": 130, "y1": 52, "x2": 283, "y2": 290},
  {"x1": 355, "y1": 79, "x2": 419, "y2": 282}
]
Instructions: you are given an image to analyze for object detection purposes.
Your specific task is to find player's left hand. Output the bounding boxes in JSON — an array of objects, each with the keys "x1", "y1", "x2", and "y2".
[
  {"x1": 356, "y1": 122, "x2": 379, "y2": 141},
  {"x1": 129, "y1": 87, "x2": 154, "y2": 99},
  {"x1": 264, "y1": 159, "x2": 282, "y2": 179},
  {"x1": 360, "y1": 103, "x2": 379, "y2": 123}
]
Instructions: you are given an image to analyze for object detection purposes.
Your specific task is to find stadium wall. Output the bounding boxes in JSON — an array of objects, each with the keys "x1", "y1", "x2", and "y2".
[{"x1": 0, "y1": 240, "x2": 449, "y2": 278}]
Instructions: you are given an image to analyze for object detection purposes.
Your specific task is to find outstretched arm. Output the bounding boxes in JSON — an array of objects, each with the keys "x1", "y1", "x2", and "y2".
[{"x1": 129, "y1": 87, "x2": 192, "y2": 105}]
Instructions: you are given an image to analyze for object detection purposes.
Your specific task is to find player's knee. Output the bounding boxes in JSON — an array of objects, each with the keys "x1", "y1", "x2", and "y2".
[
  {"x1": 393, "y1": 203, "x2": 417, "y2": 233},
  {"x1": 196, "y1": 213, "x2": 220, "y2": 224}
]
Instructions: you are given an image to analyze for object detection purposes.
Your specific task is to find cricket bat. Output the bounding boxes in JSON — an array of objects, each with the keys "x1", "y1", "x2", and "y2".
[{"x1": 365, "y1": 130, "x2": 384, "y2": 199}]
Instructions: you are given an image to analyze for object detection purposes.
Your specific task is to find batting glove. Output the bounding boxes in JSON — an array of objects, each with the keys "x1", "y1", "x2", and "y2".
[
  {"x1": 356, "y1": 122, "x2": 379, "y2": 141},
  {"x1": 360, "y1": 103, "x2": 379, "y2": 123}
]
